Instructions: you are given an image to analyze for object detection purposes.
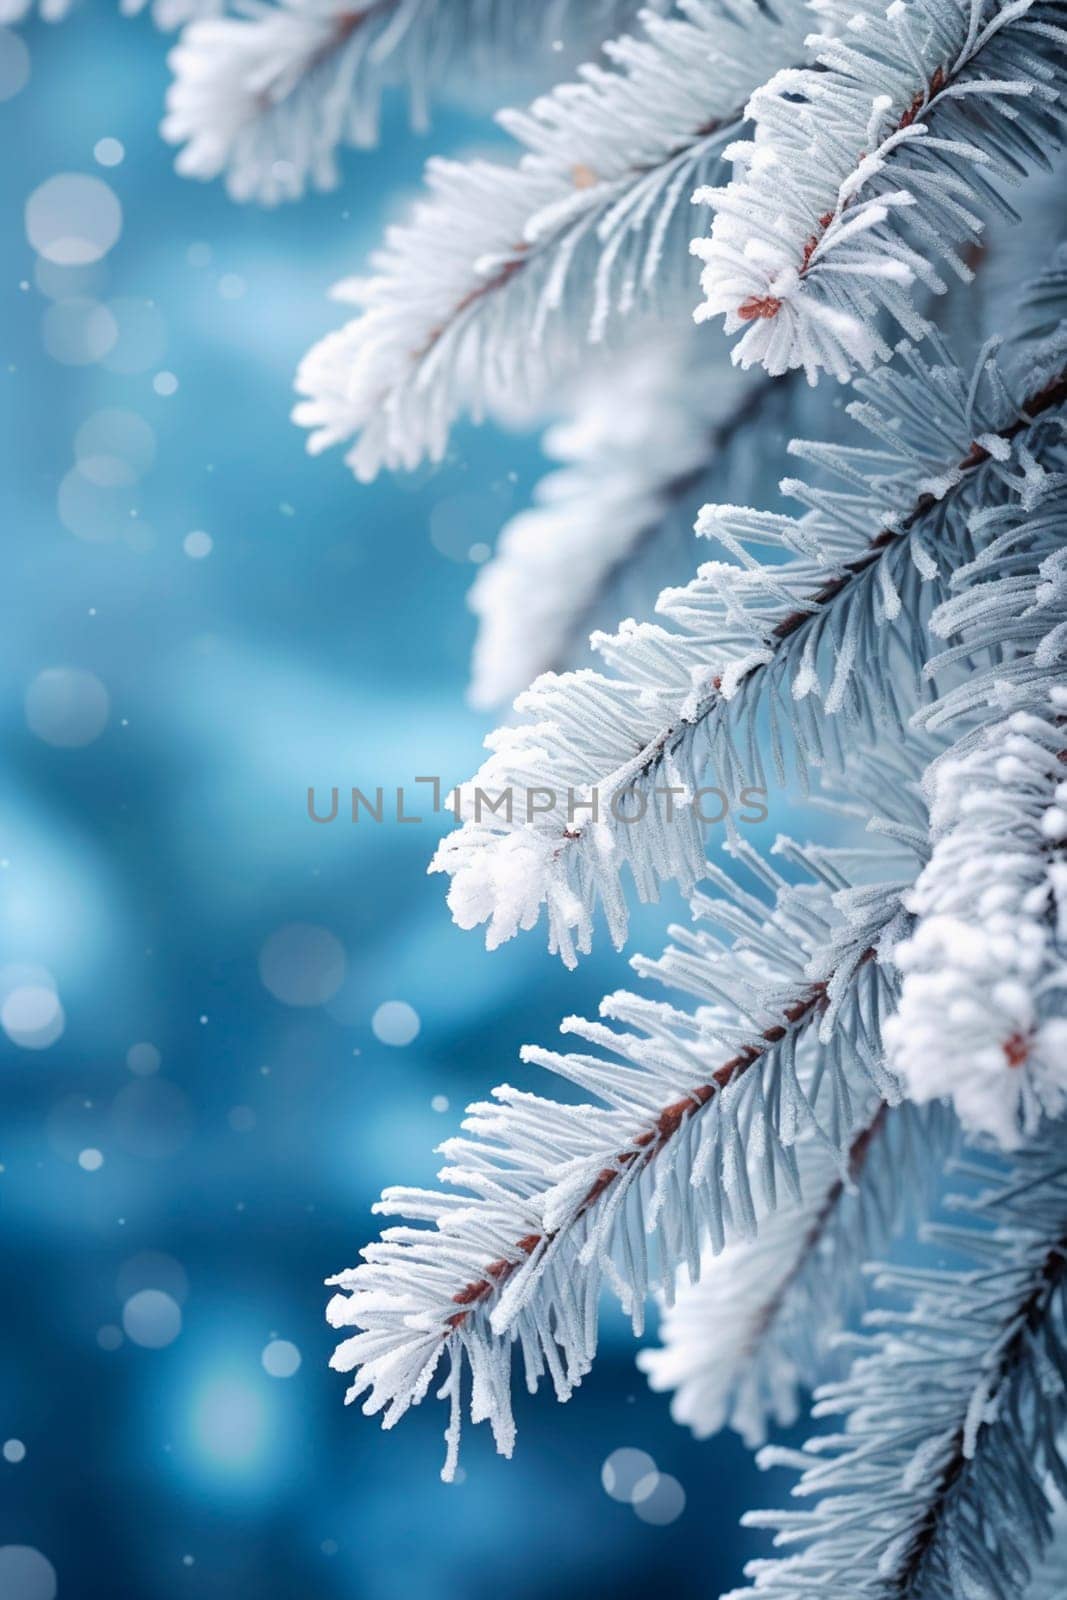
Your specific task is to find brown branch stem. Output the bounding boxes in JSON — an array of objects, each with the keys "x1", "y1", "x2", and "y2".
[
  {"x1": 444, "y1": 958, "x2": 881, "y2": 1333},
  {"x1": 743, "y1": 1102, "x2": 889, "y2": 1359},
  {"x1": 738, "y1": 64, "x2": 948, "y2": 321},
  {"x1": 892, "y1": 1228, "x2": 1067, "y2": 1593},
  {"x1": 549, "y1": 364, "x2": 1067, "y2": 856}
]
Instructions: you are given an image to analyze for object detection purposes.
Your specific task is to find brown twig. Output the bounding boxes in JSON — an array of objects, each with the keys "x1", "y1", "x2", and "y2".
[
  {"x1": 742, "y1": 1102, "x2": 890, "y2": 1357},
  {"x1": 548, "y1": 363, "x2": 1067, "y2": 852},
  {"x1": 444, "y1": 964, "x2": 885, "y2": 1333},
  {"x1": 408, "y1": 95, "x2": 758, "y2": 370},
  {"x1": 737, "y1": 64, "x2": 948, "y2": 322}
]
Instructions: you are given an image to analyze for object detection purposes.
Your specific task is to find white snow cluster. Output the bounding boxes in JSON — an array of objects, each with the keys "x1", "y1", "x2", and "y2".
[
  {"x1": 886, "y1": 693, "x2": 1067, "y2": 1149},
  {"x1": 432, "y1": 815, "x2": 594, "y2": 965}
]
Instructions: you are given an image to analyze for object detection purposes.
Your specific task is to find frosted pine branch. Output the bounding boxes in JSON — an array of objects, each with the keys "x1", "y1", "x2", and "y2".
[
  {"x1": 732, "y1": 1135, "x2": 1067, "y2": 1599},
  {"x1": 292, "y1": 0, "x2": 812, "y2": 478},
  {"x1": 326, "y1": 834, "x2": 916, "y2": 1478},
  {"x1": 466, "y1": 203, "x2": 1059, "y2": 711},
  {"x1": 468, "y1": 331, "x2": 771, "y2": 709},
  {"x1": 164, "y1": 0, "x2": 665, "y2": 204},
  {"x1": 431, "y1": 344, "x2": 1067, "y2": 966},
  {"x1": 637, "y1": 1100, "x2": 947, "y2": 1448},
  {"x1": 693, "y1": 0, "x2": 1067, "y2": 382},
  {"x1": 920, "y1": 484, "x2": 1067, "y2": 730},
  {"x1": 1025, "y1": 1489, "x2": 1067, "y2": 1600}
]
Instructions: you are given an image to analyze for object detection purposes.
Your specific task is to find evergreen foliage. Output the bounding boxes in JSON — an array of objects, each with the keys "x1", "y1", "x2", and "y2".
[{"x1": 21, "y1": 1, "x2": 1065, "y2": 1591}]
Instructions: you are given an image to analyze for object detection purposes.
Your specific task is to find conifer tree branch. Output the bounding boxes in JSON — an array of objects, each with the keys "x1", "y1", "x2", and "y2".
[
  {"x1": 467, "y1": 210, "x2": 1053, "y2": 711},
  {"x1": 469, "y1": 333, "x2": 785, "y2": 709},
  {"x1": 292, "y1": 0, "x2": 812, "y2": 477},
  {"x1": 163, "y1": 0, "x2": 663, "y2": 202},
  {"x1": 637, "y1": 1100, "x2": 945, "y2": 1449},
  {"x1": 444, "y1": 972, "x2": 844, "y2": 1332},
  {"x1": 895, "y1": 1229, "x2": 1067, "y2": 1593},
  {"x1": 327, "y1": 832, "x2": 918, "y2": 1478},
  {"x1": 432, "y1": 347, "x2": 1067, "y2": 965},
  {"x1": 734, "y1": 1137, "x2": 1067, "y2": 1599},
  {"x1": 1024, "y1": 1490, "x2": 1067, "y2": 1599},
  {"x1": 693, "y1": 0, "x2": 1067, "y2": 380}
]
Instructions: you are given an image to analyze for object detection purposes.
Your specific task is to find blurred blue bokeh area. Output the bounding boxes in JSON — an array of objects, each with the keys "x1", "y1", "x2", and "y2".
[{"x1": 0, "y1": 11, "x2": 798, "y2": 1597}]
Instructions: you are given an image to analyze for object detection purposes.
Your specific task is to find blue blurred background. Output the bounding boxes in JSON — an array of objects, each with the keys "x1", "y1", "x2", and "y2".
[{"x1": 0, "y1": 10, "x2": 799, "y2": 1596}]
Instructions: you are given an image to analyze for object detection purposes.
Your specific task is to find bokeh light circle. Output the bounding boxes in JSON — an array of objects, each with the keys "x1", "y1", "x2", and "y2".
[
  {"x1": 258, "y1": 924, "x2": 346, "y2": 1008},
  {"x1": 183, "y1": 530, "x2": 212, "y2": 560},
  {"x1": 75, "y1": 408, "x2": 155, "y2": 486},
  {"x1": 632, "y1": 1471, "x2": 686, "y2": 1525},
  {"x1": 25, "y1": 667, "x2": 109, "y2": 747},
  {"x1": 261, "y1": 1339, "x2": 301, "y2": 1379},
  {"x1": 34, "y1": 256, "x2": 109, "y2": 302},
  {"x1": 41, "y1": 297, "x2": 117, "y2": 365},
  {"x1": 371, "y1": 1000, "x2": 420, "y2": 1047},
  {"x1": 1, "y1": 985, "x2": 64, "y2": 1050},
  {"x1": 122, "y1": 1289, "x2": 182, "y2": 1349},
  {"x1": 58, "y1": 465, "x2": 136, "y2": 542},
  {"x1": 601, "y1": 1447, "x2": 657, "y2": 1504},
  {"x1": 93, "y1": 137, "x2": 124, "y2": 167},
  {"x1": 125, "y1": 1041, "x2": 161, "y2": 1076},
  {"x1": 117, "y1": 1250, "x2": 189, "y2": 1307},
  {"x1": 0, "y1": 27, "x2": 30, "y2": 102},
  {"x1": 0, "y1": 1547, "x2": 56, "y2": 1600},
  {"x1": 26, "y1": 173, "x2": 122, "y2": 265}
]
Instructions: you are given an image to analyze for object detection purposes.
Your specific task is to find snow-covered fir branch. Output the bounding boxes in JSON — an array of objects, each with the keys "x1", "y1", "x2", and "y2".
[
  {"x1": 1025, "y1": 1489, "x2": 1067, "y2": 1599},
  {"x1": 693, "y1": 0, "x2": 1067, "y2": 382},
  {"x1": 468, "y1": 331, "x2": 772, "y2": 709},
  {"x1": 732, "y1": 1134, "x2": 1067, "y2": 1599},
  {"x1": 292, "y1": 0, "x2": 814, "y2": 478},
  {"x1": 637, "y1": 1099, "x2": 948, "y2": 1448},
  {"x1": 326, "y1": 828, "x2": 922, "y2": 1479},
  {"x1": 164, "y1": 0, "x2": 666, "y2": 204},
  {"x1": 468, "y1": 195, "x2": 1064, "y2": 711},
  {"x1": 882, "y1": 430, "x2": 1067, "y2": 1149},
  {"x1": 431, "y1": 340, "x2": 1067, "y2": 966}
]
